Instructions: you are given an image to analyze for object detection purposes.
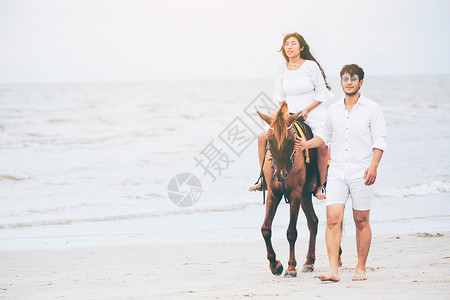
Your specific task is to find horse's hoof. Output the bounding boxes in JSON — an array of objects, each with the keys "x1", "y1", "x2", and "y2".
[
  {"x1": 284, "y1": 270, "x2": 297, "y2": 278},
  {"x1": 271, "y1": 261, "x2": 283, "y2": 276},
  {"x1": 302, "y1": 265, "x2": 314, "y2": 272}
]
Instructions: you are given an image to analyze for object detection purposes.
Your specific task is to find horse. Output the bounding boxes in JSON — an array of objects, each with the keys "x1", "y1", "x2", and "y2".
[{"x1": 256, "y1": 101, "x2": 319, "y2": 277}]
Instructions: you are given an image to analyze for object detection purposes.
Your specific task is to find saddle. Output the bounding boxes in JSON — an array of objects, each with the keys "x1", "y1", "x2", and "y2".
[
  {"x1": 254, "y1": 116, "x2": 324, "y2": 203},
  {"x1": 291, "y1": 117, "x2": 320, "y2": 195}
]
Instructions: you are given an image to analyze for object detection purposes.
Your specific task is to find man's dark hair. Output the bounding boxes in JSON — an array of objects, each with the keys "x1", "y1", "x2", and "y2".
[{"x1": 340, "y1": 64, "x2": 364, "y2": 80}]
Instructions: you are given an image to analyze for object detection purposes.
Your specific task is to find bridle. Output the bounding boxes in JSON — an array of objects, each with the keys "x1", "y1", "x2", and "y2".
[{"x1": 267, "y1": 123, "x2": 298, "y2": 203}]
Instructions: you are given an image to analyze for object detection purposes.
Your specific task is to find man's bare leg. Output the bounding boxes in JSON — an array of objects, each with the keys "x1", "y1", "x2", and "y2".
[
  {"x1": 248, "y1": 132, "x2": 267, "y2": 191},
  {"x1": 314, "y1": 144, "x2": 328, "y2": 200},
  {"x1": 352, "y1": 209, "x2": 371, "y2": 281},
  {"x1": 317, "y1": 204, "x2": 345, "y2": 282}
]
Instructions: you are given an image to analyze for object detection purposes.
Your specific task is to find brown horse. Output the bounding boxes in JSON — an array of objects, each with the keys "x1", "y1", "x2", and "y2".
[{"x1": 256, "y1": 101, "x2": 318, "y2": 277}]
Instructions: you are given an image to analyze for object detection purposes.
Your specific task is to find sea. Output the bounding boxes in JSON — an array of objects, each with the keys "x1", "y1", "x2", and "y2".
[{"x1": 1, "y1": 75, "x2": 449, "y2": 250}]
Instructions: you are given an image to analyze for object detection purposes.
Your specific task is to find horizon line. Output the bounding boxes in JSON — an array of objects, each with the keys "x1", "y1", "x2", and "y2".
[{"x1": 1, "y1": 72, "x2": 449, "y2": 86}]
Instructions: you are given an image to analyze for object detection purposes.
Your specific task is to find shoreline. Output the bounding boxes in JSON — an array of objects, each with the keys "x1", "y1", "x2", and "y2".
[
  {"x1": 1, "y1": 197, "x2": 448, "y2": 251},
  {"x1": 1, "y1": 231, "x2": 449, "y2": 299}
]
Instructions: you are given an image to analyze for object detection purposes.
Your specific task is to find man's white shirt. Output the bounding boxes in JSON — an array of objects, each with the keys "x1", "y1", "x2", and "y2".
[{"x1": 316, "y1": 94, "x2": 387, "y2": 179}]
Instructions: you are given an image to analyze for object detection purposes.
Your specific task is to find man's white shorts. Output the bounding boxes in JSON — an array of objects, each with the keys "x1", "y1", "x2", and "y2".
[{"x1": 325, "y1": 175, "x2": 374, "y2": 211}]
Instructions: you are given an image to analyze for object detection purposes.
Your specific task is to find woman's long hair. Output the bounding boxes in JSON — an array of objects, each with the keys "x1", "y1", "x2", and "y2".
[{"x1": 280, "y1": 32, "x2": 331, "y2": 91}]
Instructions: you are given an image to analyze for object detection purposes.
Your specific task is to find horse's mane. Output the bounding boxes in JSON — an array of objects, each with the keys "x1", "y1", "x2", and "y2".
[{"x1": 271, "y1": 106, "x2": 288, "y2": 152}]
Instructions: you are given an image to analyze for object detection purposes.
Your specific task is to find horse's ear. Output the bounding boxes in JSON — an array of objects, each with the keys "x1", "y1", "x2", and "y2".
[
  {"x1": 257, "y1": 111, "x2": 272, "y2": 126},
  {"x1": 287, "y1": 111, "x2": 302, "y2": 127},
  {"x1": 280, "y1": 101, "x2": 288, "y2": 113}
]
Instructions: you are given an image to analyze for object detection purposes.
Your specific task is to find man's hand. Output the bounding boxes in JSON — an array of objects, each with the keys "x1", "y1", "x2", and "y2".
[
  {"x1": 363, "y1": 164, "x2": 378, "y2": 186},
  {"x1": 294, "y1": 135, "x2": 308, "y2": 151}
]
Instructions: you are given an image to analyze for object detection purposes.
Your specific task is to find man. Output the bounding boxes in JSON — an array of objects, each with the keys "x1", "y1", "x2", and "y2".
[{"x1": 295, "y1": 64, "x2": 386, "y2": 282}]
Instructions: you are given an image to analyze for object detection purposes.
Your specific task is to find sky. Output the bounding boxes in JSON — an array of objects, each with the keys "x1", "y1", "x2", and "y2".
[{"x1": 0, "y1": 0, "x2": 449, "y2": 83}]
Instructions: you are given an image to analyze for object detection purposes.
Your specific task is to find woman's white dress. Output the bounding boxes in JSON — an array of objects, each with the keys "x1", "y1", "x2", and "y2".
[{"x1": 273, "y1": 60, "x2": 334, "y2": 134}]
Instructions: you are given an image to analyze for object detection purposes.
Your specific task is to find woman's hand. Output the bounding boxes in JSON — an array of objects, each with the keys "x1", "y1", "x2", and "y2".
[
  {"x1": 300, "y1": 101, "x2": 323, "y2": 121},
  {"x1": 299, "y1": 108, "x2": 310, "y2": 121}
]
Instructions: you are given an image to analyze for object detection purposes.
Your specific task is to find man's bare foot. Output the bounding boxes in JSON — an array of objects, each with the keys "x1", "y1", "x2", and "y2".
[
  {"x1": 248, "y1": 182, "x2": 262, "y2": 192},
  {"x1": 352, "y1": 268, "x2": 367, "y2": 281},
  {"x1": 316, "y1": 271, "x2": 340, "y2": 282},
  {"x1": 314, "y1": 186, "x2": 326, "y2": 200}
]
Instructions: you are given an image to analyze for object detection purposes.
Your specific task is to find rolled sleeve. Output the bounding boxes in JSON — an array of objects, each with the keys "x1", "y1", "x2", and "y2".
[
  {"x1": 311, "y1": 61, "x2": 334, "y2": 103},
  {"x1": 370, "y1": 105, "x2": 387, "y2": 151},
  {"x1": 315, "y1": 108, "x2": 333, "y2": 144}
]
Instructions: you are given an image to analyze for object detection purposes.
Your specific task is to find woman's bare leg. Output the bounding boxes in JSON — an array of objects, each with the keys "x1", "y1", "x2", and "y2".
[
  {"x1": 248, "y1": 132, "x2": 267, "y2": 191},
  {"x1": 314, "y1": 144, "x2": 328, "y2": 199}
]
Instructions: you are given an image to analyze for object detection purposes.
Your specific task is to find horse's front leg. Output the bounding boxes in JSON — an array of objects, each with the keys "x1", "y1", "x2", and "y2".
[
  {"x1": 284, "y1": 191, "x2": 301, "y2": 278},
  {"x1": 261, "y1": 192, "x2": 283, "y2": 276},
  {"x1": 300, "y1": 193, "x2": 318, "y2": 272}
]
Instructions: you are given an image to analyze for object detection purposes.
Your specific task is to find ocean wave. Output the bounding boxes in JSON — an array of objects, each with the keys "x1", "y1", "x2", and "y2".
[
  {"x1": 2, "y1": 134, "x2": 128, "y2": 150},
  {"x1": 376, "y1": 179, "x2": 450, "y2": 197},
  {"x1": 0, "y1": 202, "x2": 259, "y2": 230},
  {"x1": 0, "y1": 174, "x2": 31, "y2": 181},
  {"x1": 46, "y1": 119, "x2": 72, "y2": 123},
  {"x1": 123, "y1": 192, "x2": 166, "y2": 200}
]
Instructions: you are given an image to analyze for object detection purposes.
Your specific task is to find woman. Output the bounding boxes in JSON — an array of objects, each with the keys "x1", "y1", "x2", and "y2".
[{"x1": 249, "y1": 32, "x2": 333, "y2": 200}]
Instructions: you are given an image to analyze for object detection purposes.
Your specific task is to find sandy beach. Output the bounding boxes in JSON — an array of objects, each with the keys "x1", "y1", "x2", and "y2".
[{"x1": 1, "y1": 231, "x2": 448, "y2": 299}]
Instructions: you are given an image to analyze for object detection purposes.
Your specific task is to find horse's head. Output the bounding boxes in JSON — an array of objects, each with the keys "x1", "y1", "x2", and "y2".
[{"x1": 257, "y1": 101, "x2": 302, "y2": 182}]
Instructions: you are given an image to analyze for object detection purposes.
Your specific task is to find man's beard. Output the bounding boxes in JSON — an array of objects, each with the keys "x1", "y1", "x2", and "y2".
[{"x1": 344, "y1": 87, "x2": 360, "y2": 96}]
